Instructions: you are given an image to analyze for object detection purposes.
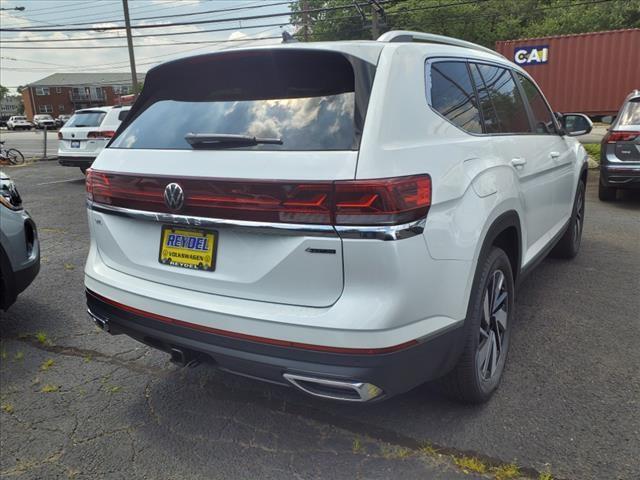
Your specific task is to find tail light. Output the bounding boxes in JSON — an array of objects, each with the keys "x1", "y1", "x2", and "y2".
[
  {"x1": 88, "y1": 130, "x2": 116, "y2": 139},
  {"x1": 604, "y1": 131, "x2": 640, "y2": 143},
  {"x1": 57, "y1": 132, "x2": 62, "y2": 140},
  {"x1": 86, "y1": 172, "x2": 431, "y2": 226}
]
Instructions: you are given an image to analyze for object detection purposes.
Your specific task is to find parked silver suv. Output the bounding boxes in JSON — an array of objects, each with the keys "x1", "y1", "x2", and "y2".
[{"x1": 0, "y1": 172, "x2": 40, "y2": 310}]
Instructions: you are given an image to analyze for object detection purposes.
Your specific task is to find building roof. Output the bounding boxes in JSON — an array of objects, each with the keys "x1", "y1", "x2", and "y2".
[{"x1": 27, "y1": 72, "x2": 146, "y2": 87}]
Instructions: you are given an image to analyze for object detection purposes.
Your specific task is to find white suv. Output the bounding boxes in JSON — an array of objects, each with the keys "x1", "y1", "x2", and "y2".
[
  {"x1": 58, "y1": 106, "x2": 130, "y2": 173},
  {"x1": 6, "y1": 116, "x2": 33, "y2": 131},
  {"x1": 84, "y1": 32, "x2": 591, "y2": 403}
]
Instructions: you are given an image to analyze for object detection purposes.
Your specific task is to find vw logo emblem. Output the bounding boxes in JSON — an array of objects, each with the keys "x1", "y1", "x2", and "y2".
[{"x1": 164, "y1": 183, "x2": 184, "y2": 212}]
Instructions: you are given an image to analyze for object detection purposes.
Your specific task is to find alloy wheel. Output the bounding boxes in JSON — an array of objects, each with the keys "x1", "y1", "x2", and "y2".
[{"x1": 477, "y1": 269, "x2": 508, "y2": 381}]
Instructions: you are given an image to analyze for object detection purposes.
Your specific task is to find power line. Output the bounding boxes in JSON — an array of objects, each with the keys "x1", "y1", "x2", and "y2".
[
  {"x1": 0, "y1": 1, "x2": 386, "y2": 32},
  {"x1": 20, "y1": 0, "x2": 293, "y2": 29},
  {"x1": 1, "y1": 25, "x2": 285, "y2": 72},
  {"x1": 0, "y1": 21, "x2": 292, "y2": 43},
  {"x1": 0, "y1": 35, "x2": 284, "y2": 50}
]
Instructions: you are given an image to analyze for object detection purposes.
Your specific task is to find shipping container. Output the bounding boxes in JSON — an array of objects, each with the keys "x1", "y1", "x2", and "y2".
[{"x1": 495, "y1": 29, "x2": 640, "y2": 117}]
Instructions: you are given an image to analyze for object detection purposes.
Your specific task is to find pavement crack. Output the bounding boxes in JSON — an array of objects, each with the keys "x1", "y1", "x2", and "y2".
[{"x1": 5, "y1": 335, "x2": 168, "y2": 376}]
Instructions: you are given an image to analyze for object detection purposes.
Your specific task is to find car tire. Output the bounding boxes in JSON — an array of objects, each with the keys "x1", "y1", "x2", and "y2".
[
  {"x1": 598, "y1": 182, "x2": 616, "y2": 201},
  {"x1": 437, "y1": 247, "x2": 514, "y2": 404},
  {"x1": 552, "y1": 180, "x2": 586, "y2": 259}
]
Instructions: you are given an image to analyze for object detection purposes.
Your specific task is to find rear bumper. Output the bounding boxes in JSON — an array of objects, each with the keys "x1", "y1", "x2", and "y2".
[
  {"x1": 58, "y1": 156, "x2": 95, "y2": 168},
  {"x1": 600, "y1": 164, "x2": 640, "y2": 189},
  {"x1": 86, "y1": 288, "x2": 465, "y2": 401}
]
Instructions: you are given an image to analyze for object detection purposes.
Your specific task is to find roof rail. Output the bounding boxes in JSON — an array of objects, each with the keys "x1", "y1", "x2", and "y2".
[{"x1": 377, "y1": 30, "x2": 505, "y2": 59}]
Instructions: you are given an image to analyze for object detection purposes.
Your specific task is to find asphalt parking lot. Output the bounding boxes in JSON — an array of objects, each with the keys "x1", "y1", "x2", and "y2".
[{"x1": 1, "y1": 162, "x2": 638, "y2": 480}]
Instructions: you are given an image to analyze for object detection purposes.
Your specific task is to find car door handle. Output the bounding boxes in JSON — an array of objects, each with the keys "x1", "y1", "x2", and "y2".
[
  {"x1": 511, "y1": 158, "x2": 527, "y2": 168},
  {"x1": 550, "y1": 151, "x2": 560, "y2": 159}
]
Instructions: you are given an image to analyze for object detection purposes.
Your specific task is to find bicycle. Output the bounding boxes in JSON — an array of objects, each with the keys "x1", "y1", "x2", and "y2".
[{"x1": 0, "y1": 140, "x2": 25, "y2": 165}]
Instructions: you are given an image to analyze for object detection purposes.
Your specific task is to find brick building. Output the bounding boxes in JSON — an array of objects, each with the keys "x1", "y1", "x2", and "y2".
[{"x1": 21, "y1": 73, "x2": 145, "y2": 121}]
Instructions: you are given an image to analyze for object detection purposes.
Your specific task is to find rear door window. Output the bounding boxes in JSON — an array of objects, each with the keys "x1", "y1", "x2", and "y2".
[
  {"x1": 516, "y1": 73, "x2": 557, "y2": 134},
  {"x1": 473, "y1": 64, "x2": 532, "y2": 134},
  {"x1": 66, "y1": 111, "x2": 106, "y2": 128},
  {"x1": 428, "y1": 61, "x2": 482, "y2": 133},
  {"x1": 469, "y1": 63, "x2": 501, "y2": 134},
  {"x1": 111, "y1": 50, "x2": 375, "y2": 151}
]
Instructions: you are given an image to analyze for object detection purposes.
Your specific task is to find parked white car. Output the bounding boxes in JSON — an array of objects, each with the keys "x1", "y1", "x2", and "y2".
[
  {"x1": 84, "y1": 32, "x2": 590, "y2": 403},
  {"x1": 32, "y1": 114, "x2": 55, "y2": 129},
  {"x1": 6, "y1": 116, "x2": 33, "y2": 131},
  {"x1": 58, "y1": 106, "x2": 130, "y2": 173}
]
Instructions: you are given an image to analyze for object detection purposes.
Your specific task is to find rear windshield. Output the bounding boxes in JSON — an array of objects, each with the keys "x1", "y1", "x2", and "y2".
[
  {"x1": 111, "y1": 50, "x2": 375, "y2": 151},
  {"x1": 617, "y1": 99, "x2": 640, "y2": 126},
  {"x1": 14, "y1": 117, "x2": 26, "y2": 121},
  {"x1": 66, "y1": 111, "x2": 106, "y2": 128}
]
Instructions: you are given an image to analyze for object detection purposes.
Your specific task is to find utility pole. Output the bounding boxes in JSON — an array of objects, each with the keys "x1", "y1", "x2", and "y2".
[
  {"x1": 369, "y1": 0, "x2": 384, "y2": 40},
  {"x1": 122, "y1": 0, "x2": 139, "y2": 94},
  {"x1": 301, "y1": 0, "x2": 310, "y2": 42},
  {"x1": 371, "y1": 8, "x2": 379, "y2": 40}
]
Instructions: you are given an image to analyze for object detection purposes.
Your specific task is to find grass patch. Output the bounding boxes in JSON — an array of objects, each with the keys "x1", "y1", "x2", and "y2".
[
  {"x1": 0, "y1": 349, "x2": 7, "y2": 361},
  {"x1": 419, "y1": 443, "x2": 441, "y2": 456},
  {"x1": 13, "y1": 351, "x2": 24, "y2": 362},
  {"x1": 41, "y1": 384, "x2": 59, "y2": 393},
  {"x1": 1, "y1": 403, "x2": 14, "y2": 414},
  {"x1": 538, "y1": 471, "x2": 554, "y2": 480},
  {"x1": 380, "y1": 444, "x2": 412, "y2": 459},
  {"x1": 40, "y1": 359, "x2": 55, "y2": 371},
  {"x1": 453, "y1": 456, "x2": 487, "y2": 474},
  {"x1": 352, "y1": 437, "x2": 364, "y2": 454},
  {"x1": 63, "y1": 263, "x2": 75, "y2": 271},
  {"x1": 493, "y1": 463, "x2": 520, "y2": 479},
  {"x1": 107, "y1": 385, "x2": 122, "y2": 394},
  {"x1": 35, "y1": 331, "x2": 49, "y2": 345},
  {"x1": 84, "y1": 355, "x2": 92, "y2": 363},
  {"x1": 583, "y1": 143, "x2": 601, "y2": 160}
]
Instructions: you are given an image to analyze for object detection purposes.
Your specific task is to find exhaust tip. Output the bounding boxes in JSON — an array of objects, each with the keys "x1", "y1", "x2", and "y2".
[
  {"x1": 87, "y1": 308, "x2": 110, "y2": 333},
  {"x1": 283, "y1": 373, "x2": 383, "y2": 402},
  {"x1": 169, "y1": 347, "x2": 200, "y2": 368}
]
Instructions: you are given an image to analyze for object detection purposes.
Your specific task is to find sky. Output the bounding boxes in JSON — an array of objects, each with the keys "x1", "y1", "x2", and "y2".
[{"x1": 0, "y1": 0, "x2": 295, "y2": 93}]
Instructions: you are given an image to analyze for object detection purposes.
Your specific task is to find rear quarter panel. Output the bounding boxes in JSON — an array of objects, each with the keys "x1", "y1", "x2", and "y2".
[{"x1": 356, "y1": 44, "x2": 525, "y2": 310}]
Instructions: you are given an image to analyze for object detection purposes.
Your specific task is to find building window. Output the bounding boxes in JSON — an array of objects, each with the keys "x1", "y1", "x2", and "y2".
[
  {"x1": 39, "y1": 105, "x2": 53, "y2": 113},
  {"x1": 58, "y1": 104, "x2": 65, "y2": 112},
  {"x1": 113, "y1": 85, "x2": 131, "y2": 95},
  {"x1": 35, "y1": 87, "x2": 50, "y2": 96},
  {"x1": 56, "y1": 87, "x2": 62, "y2": 94}
]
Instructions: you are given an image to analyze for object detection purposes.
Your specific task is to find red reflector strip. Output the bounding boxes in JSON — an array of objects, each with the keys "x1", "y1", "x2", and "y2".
[{"x1": 87, "y1": 289, "x2": 418, "y2": 355}]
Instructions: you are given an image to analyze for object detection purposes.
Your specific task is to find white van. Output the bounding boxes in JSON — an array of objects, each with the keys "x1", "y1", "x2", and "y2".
[{"x1": 58, "y1": 106, "x2": 130, "y2": 173}]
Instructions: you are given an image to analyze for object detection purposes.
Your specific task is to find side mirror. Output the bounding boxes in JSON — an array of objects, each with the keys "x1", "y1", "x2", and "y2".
[
  {"x1": 562, "y1": 113, "x2": 593, "y2": 137},
  {"x1": 601, "y1": 115, "x2": 614, "y2": 125}
]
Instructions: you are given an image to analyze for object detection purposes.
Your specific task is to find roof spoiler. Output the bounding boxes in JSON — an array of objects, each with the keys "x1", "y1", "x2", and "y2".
[{"x1": 377, "y1": 30, "x2": 505, "y2": 59}]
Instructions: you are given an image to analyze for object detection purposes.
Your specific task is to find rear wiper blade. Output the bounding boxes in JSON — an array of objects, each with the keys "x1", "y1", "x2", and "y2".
[{"x1": 185, "y1": 133, "x2": 283, "y2": 149}]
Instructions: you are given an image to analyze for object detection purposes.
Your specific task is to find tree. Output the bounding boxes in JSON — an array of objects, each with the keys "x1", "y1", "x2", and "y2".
[
  {"x1": 290, "y1": 0, "x2": 640, "y2": 46},
  {"x1": 0, "y1": 85, "x2": 8, "y2": 101}
]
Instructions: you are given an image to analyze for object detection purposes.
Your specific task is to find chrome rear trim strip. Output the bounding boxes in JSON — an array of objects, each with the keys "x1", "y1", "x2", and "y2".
[
  {"x1": 87, "y1": 201, "x2": 425, "y2": 240},
  {"x1": 335, "y1": 217, "x2": 426, "y2": 241},
  {"x1": 88, "y1": 201, "x2": 337, "y2": 237}
]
